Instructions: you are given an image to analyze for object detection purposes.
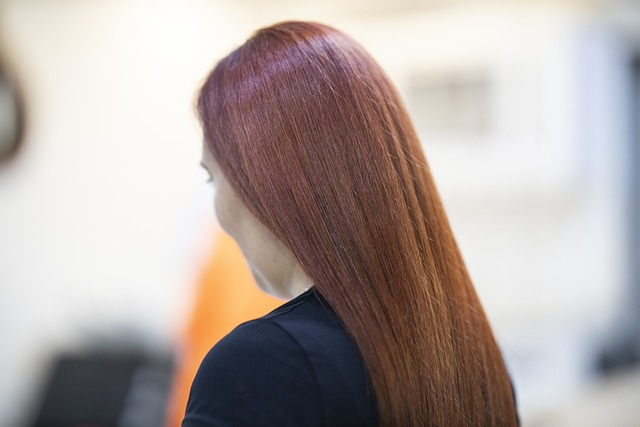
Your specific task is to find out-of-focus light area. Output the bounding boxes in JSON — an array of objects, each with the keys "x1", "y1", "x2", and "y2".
[{"x1": 0, "y1": 0, "x2": 639, "y2": 426}]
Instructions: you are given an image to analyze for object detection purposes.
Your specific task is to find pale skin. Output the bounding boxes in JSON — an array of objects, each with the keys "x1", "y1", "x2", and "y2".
[{"x1": 201, "y1": 144, "x2": 313, "y2": 300}]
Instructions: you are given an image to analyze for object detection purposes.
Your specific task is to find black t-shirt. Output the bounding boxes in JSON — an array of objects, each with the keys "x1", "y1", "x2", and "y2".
[{"x1": 182, "y1": 288, "x2": 379, "y2": 427}]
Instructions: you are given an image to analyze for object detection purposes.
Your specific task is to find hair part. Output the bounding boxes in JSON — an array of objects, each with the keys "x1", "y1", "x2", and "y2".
[{"x1": 198, "y1": 21, "x2": 517, "y2": 426}]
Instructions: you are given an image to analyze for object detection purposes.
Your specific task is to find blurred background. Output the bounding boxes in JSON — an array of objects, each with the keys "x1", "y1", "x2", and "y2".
[{"x1": 1, "y1": 0, "x2": 639, "y2": 426}]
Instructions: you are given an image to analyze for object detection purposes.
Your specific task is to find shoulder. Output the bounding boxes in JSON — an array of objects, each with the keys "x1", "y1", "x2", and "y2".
[
  {"x1": 197, "y1": 317, "x2": 313, "y2": 376},
  {"x1": 183, "y1": 290, "x2": 379, "y2": 427},
  {"x1": 183, "y1": 317, "x2": 323, "y2": 427}
]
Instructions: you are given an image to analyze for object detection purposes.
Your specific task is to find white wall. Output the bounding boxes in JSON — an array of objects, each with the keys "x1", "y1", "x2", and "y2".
[{"x1": 0, "y1": 1, "x2": 249, "y2": 424}]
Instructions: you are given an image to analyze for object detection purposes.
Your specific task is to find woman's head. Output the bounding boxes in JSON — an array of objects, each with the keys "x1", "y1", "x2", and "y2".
[
  {"x1": 198, "y1": 20, "x2": 416, "y2": 301},
  {"x1": 198, "y1": 21, "x2": 430, "y2": 306},
  {"x1": 197, "y1": 21, "x2": 517, "y2": 426}
]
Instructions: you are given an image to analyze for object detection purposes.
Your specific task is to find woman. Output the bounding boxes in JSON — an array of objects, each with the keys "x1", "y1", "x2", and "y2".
[{"x1": 185, "y1": 21, "x2": 519, "y2": 426}]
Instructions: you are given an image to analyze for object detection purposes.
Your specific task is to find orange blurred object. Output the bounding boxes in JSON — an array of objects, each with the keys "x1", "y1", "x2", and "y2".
[{"x1": 165, "y1": 229, "x2": 281, "y2": 427}]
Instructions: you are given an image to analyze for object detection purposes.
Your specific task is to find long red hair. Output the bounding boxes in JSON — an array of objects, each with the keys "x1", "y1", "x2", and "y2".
[{"x1": 197, "y1": 21, "x2": 517, "y2": 426}]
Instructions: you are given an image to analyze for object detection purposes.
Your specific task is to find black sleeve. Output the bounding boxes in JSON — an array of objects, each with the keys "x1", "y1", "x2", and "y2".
[{"x1": 182, "y1": 319, "x2": 324, "y2": 427}]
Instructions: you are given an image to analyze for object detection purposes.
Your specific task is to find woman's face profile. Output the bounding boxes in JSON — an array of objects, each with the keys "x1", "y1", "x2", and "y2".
[{"x1": 200, "y1": 144, "x2": 312, "y2": 300}]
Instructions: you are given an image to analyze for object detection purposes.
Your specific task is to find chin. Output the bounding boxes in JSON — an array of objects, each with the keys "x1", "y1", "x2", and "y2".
[{"x1": 250, "y1": 268, "x2": 287, "y2": 301}]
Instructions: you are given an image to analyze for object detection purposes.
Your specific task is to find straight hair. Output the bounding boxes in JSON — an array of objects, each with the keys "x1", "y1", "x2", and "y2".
[{"x1": 197, "y1": 21, "x2": 518, "y2": 426}]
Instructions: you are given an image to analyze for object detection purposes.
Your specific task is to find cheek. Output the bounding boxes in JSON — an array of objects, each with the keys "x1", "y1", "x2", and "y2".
[{"x1": 213, "y1": 184, "x2": 243, "y2": 238}]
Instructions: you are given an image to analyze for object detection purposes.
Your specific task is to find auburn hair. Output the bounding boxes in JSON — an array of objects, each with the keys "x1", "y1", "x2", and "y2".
[{"x1": 197, "y1": 21, "x2": 517, "y2": 426}]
